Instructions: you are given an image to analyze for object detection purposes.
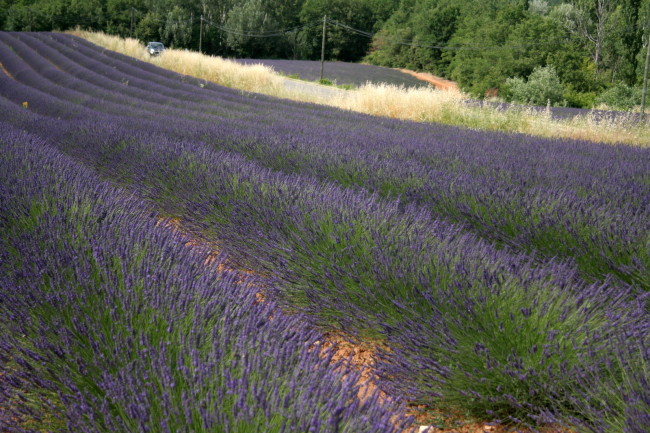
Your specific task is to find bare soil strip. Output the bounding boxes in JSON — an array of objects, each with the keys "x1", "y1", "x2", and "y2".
[
  {"x1": 0, "y1": 61, "x2": 14, "y2": 79},
  {"x1": 395, "y1": 69, "x2": 459, "y2": 92},
  {"x1": 154, "y1": 217, "x2": 573, "y2": 433},
  {"x1": 2, "y1": 213, "x2": 572, "y2": 432}
]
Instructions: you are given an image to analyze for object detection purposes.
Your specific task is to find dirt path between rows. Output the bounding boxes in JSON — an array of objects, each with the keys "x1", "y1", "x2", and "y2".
[
  {"x1": 0, "y1": 61, "x2": 14, "y2": 79},
  {"x1": 156, "y1": 218, "x2": 569, "y2": 433},
  {"x1": 1, "y1": 213, "x2": 569, "y2": 433},
  {"x1": 396, "y1": 69, "x2": 459, "y2": 92}
]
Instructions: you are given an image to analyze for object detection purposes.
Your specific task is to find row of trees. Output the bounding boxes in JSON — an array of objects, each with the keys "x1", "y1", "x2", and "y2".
[
  {"x1": 366, "y1": 0, "x2": 650, "y2": 107},
  {"x1": 1, "y1": 0, "x2": 398, "y2": 60},
  {"x1": 2, "y1": 0, "x2": 649, "y2": 108}
]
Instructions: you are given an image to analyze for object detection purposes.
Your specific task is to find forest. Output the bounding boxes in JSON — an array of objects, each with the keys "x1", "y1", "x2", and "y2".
[{"x1": 2, "y1": 0, "x2": 649, "y2": 108}]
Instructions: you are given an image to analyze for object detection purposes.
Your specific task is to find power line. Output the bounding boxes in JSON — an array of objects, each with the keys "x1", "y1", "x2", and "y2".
[
  {"x1": 326, "y1": 18, "x2": 570, "y2": 51},
  {"x1": 12, "y1": 5, "x2": 650, "y2": 55},
  {"x1": 202, "y1": 18, "x2": 319, "y2": 38}
]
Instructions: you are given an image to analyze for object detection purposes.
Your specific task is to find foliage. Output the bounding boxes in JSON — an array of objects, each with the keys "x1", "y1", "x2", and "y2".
[
  {"x1": 562, "y1": 86, "x2": 597, "y2": 108},
  {"x1": 224, "y1": 0, "x2": 303, "y2": 58},
  {"x1": 162, "y1": 6, "x2": 192, "y2": 48},
  {"x1": 503, "y1": 65, "x2": 566, "y2": 106},
  {"x1": 2, "y1": 0, "x2": 650, "y2": 108},
  {"x1": 135, "y1": 11, "x2": 162, "y2": 43},
  {"x1": 594, "y1": 83, "x2": 643, "y2": 110},
  {"x1": 364, "y1": 0, "x2": 461, "y2": 75}
]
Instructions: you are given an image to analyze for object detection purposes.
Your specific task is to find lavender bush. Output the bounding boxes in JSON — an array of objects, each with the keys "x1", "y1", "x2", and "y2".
[
  {"x1": 1, "y1": 32, "x2": 648, "y2": 431},
  {"x1": 0, "y1": 124, "x2": 414, "y2": 433},
  {"x1": 234, "y1": 59, "x2": 429, "y2": 88},
  {"x1": 3, "y1": 31, "x2": 647, "y2": 292}
]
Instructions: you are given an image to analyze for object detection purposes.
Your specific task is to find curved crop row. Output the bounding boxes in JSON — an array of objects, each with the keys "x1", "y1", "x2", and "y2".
[
  {"x1": 234, "y1": 59, "x2": 429, "y2": 88},
  {"x1": 0, "y1": 32, "x2": 648, "y2": 431},
  {"x1": 2, "y1": 32, "x2": 647, "y2": 290},
  {"x1": 0, "y1": 123, "x2": 412, "y2": 433},
  {"x1": 0, "y1": 94, "x2": 646, "y2": 431}
]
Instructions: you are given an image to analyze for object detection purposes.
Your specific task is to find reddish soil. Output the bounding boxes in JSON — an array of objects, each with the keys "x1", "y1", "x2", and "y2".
[
  {"x1": 155, "y1": 216, "x2": 578, "y2": 433},
  {"x1": 314, "y1": 332, "x2": 384, "y2": 403},
  {"x1": 3, "y1": 215, "x2": 573, "y2": 432},
  {"x1": 313, "y1": 333, "x2": 572, "y2": 433},
  {"x1": 0, "y1": 62, "x2": 13, "y2": 79},
  {"x1": 396, "y1": 69, "x2": 459, "y2": 92}
]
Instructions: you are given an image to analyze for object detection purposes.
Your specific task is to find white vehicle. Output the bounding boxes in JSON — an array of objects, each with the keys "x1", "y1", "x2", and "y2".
[{"x1": 146, "y1": 42, "x2": 165, "y2": 56}]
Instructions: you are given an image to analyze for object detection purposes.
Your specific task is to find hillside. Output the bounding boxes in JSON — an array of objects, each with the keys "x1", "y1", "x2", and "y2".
[{"x1": 3, "y1": 0, "x2": 649, "y2": 110}]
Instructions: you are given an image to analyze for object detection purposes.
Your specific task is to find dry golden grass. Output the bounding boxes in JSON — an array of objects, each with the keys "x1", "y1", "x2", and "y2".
[
  {"x1": 68, "y1": 30, "x2": 285, "y2": 95},
  {"x1": 69, "y1": 30, "x2": 649, "y2": 147}
]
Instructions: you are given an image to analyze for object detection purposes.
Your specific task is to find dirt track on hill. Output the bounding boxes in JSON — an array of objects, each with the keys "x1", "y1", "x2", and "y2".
[{"x1": 396, "y1": 69, "x2": 459, "y2": 92}]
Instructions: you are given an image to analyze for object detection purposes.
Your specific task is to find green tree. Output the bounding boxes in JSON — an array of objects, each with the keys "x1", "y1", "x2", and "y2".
[
  {"x1": 105, "y1": 0, "x2": 147, "y2": 37},
  {"x1": 298, "y1": 0, "x2": 397, "y2": 61},
  {"x1": 162, "y1": 5, "x2": 192, "y2": 47},
  {"x1": 135, "y1": 10, "x2": 163, "y2": 42},
  {"x1": 618, "y1": 0, "x2": 643, "y2": 85},
  {"x1": 503, "y1": 64, "x2": 566, "y2": 105},
  {"x1": 222, "y1": 0, "x2": 303, "y2": 57},
  {"x1": 0, "y1": 0, "x2": 13, "y2": 29},
  {"x1": 445, "y1": 0, "x2": 529, "y2": 97},
  {"x1": 555, "y1": 0, "x2": 617, "y2": 75},
  {"x1": 497, "y1": 12, "x2": 567, "y2": 80},
  {"x1": 224, "y1": 0, "x2": 279, "y2": 56},
  {"x1": 365, "y1": 0, "x2": 460, "y2": 75}
]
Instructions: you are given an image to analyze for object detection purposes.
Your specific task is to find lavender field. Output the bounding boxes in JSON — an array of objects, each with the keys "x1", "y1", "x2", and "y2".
[
  {"x1": 234, "y1": 58, "x2": 429, "y2": 88},
  {"x1": 0, "y1": 32, "x2": 649, "y2": 433}
]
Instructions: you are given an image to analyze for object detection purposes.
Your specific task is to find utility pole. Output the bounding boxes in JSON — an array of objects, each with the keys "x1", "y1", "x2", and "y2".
[
  {"x1": 641, "y1": 28, "x2": 650, "y2": 119},
  {"x1": 130, "y1": 7, "x2": 135, "y2": 38},
  {"x1": 320, "y1": 15, "x2": 327, "y2": 82},
  {"x1": 199, "y1": 14, "x2": 204, "y2": 53}
]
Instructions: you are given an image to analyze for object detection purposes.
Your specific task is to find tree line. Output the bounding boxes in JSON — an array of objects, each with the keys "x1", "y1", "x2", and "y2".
[{"x1": 2, "y1": 0, "x2": 649, "y2": 109}]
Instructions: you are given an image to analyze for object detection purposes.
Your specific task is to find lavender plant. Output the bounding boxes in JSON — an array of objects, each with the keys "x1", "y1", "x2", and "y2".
[
  {"x1": 566, "y1": 336, "x2": 650, "y2": 433},
  {"x1": 1, "y1": 32, "x2": 648, "y2": 431},
  {"x1": 234, "y1": 59, "x2": 429, "y2": 88},
  {"x1": 2, "y1": 31, "x2": 647, "y2": 291},
  {"x1": 4, "y1": 97, "x2": 645, "y2": 430},
  {"x1": 0, "y1": 124, "x2": 413, "y2": 433}
]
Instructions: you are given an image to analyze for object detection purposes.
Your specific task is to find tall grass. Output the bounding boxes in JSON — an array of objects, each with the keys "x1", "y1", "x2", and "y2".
[
  {"x1": 68, "y1": 29, "x2": 285, "y2": 95},
  {"x1": 69, "y1": 30, "x2": 649, "y2": 147}
]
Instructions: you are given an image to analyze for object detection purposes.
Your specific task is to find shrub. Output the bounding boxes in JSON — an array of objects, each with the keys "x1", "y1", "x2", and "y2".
[
  {"x1": 562, "y1": 87, "x2": 596, "y2": 109},
  {"x1": 504, "y1": 65, "x2": 565, "y2": 106},
  {"x1": 594, "y1": 83, "x2": 642, "y2": 110}
]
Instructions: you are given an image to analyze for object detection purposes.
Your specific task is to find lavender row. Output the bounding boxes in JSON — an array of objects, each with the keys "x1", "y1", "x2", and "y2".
[
  {"x1": 0, "y1": 122, "x2": 413, "y2": 433},
  {"x1": 0, "y1": 33, "x2": 228, "y2": 122},
  {"x1": 2, "y1": 33, "x2": 644, "y2": 426},
  {"x1": 3, "y1": 32, "x2": 647, "y2": 290},
  {"x1": 234, "y1": 58, "x2": 429, "y2": 88},
  {"x1": 29, "y1": 32, "x2": 358, "y2": 126},
  {"x1": 2, "y1": 89, "x2": 646, "y2": 431},
  {"x1": 0, "y1": 33, "x2": 327, "y2": 133}
]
